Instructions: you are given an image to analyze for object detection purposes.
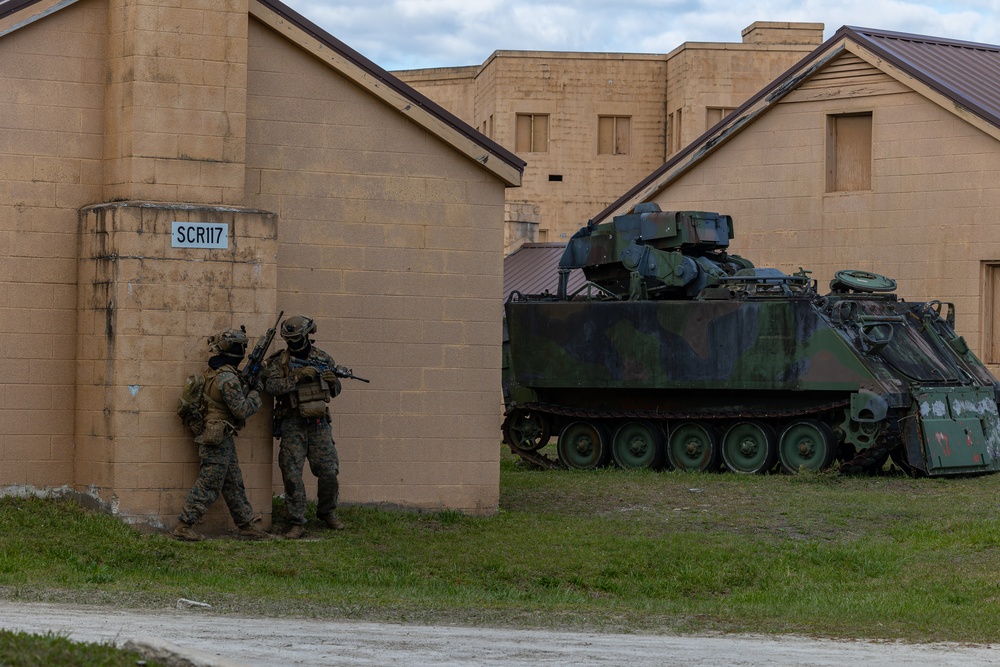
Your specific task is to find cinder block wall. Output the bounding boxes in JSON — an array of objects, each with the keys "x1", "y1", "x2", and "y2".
[
  {"x1": 397, "y1": 23, "x2": 825, "y2": 248},
  {"x1": 2, "y1": 0, "x2": 511, "y2": 524},
  {"x1": 488, "y1": 53, "x2": 670, "y2": 243},
  {"x1": 651, "y1": 54, "x2": 1000, "y2": 360},
  {"x1": 103, "y1": 0, "x2": 249, "y2": 204},
  {"x1": 666, "y1": 23, "x2": 824, "y2": 152},
  {"x1": 392, "y1": 66, "x2": 478, "y2": 123},
  {"x1": 0, "y1": 0, "x2": 106, "y2": 489},
  {"x1": 76, "y1": 202, "x2": 278, "y2": 529},
  {"x1": 246, "y1": 19, "x2": 504, "y2": 514}
]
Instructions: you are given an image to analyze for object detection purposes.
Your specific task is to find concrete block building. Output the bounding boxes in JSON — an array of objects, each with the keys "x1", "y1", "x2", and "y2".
[
  {"x1": 395, "y1": 22, "x2": 825, "y2": 250},
  {"x1": 0, "y1": 0, "x2": 523, "y2": 530},
  {"x1": 596, "y1": 26, "x2": 1000, "y2": 370}
]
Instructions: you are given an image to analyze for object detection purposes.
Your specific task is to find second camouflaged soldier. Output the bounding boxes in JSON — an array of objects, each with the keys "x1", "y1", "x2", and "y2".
[
  {"x1": 173, "y1": 329, "x2": 273, "y2": 542},
  {"x1": 262, "y1": 315, "x2": 345, "y2": 539}
]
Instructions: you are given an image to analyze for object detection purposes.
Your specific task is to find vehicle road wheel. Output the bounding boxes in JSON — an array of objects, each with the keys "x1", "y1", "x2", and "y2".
[
  {"x1": 612, "y1": 420, "x2": 665, "y2": 470},
  {"x1": 778, "y1": 419, "x2": 836, "y2": 473},
  {"x1": 503, "y1": 409, "x2": 550, "y2": 452},
  {"x1": 557, "y1": 421, "x2": 609, "y2": 470},
  {"x1": 722, "y1": 420, "x2": 777, "y2": 474},
  {"x1": 667, "y1": 422, "x2": 719, "y2": 472}
]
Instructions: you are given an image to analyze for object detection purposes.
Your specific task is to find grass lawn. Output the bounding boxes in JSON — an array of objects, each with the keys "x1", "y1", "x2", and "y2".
[
  {"x1": 3, "y1": 446, "x2": 1000, "y2": 643},
  {"x1": 0, "y1": 630, "x2": 164, "y2": 666}
]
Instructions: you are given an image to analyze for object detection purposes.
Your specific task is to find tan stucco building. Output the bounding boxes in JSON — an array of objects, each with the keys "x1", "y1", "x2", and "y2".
[
  {"x1": 0, "y1": 0, "x2": 523, "y2": 529},
  {"x1": 597, "y1": 26, "x2": 1000, "y2": 370},
  {"x1": 395, "y1": 22, "x2": 825, "y2": 250}
]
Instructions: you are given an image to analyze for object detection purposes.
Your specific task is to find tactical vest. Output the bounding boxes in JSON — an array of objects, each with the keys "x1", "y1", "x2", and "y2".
[
  {"x1": 275, "y1": 350, "x2": 333, "y2": 420},
  {"x1": 200, "y1": 366, "x2": 246, "y2": 436}
]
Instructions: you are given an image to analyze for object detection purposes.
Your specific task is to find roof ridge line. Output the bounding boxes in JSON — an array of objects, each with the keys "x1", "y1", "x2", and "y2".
[{"x1": 845, "y1": 25, "x2": 1000, "y2": 52}]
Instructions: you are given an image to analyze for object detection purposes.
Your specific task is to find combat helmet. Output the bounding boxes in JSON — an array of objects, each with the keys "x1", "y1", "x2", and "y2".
[
  {"x1": 280, "y1": 315, "x2": 316, "y2": 351},
  {"x1": 208, "y1": 327, "x2": 248, "y2": 357}
]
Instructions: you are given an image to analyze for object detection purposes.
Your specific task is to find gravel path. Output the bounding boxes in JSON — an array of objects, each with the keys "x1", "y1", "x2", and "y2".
[{"x1": 2, "y1": 601, "x2": 999, "y2": 666}]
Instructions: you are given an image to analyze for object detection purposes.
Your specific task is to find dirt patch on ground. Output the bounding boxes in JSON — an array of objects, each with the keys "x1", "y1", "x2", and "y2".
[{"x1": 1, "y1": 601, "x2": 997, "y2": 666}]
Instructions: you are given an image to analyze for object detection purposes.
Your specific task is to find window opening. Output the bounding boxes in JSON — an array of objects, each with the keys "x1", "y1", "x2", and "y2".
[
  {"x1": 515, "y1": 113, "x2": 549, "y2": 153},
  {"x1": 826, "y1": 113, "x2": 872, "y2": 192},
  {"x1": 598, "y1": 116, "x2": 631, "y2": 155}
]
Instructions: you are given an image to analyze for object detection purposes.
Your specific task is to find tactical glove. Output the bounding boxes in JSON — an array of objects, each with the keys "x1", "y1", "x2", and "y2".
[
  {"x1": 294, "y1": 365, "x2": 318, "y2": 381},
  {"x1": 321, "y1": 369, "x2": 338, "y2": 383}
]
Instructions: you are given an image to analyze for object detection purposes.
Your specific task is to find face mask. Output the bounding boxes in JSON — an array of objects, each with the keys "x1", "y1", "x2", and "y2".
[
  {"x1": 224, "y1": 343, "x2": 246, "y2": 361},
  {"x1": 288, "y1": 337, "x2": 310, "y2": 353}
]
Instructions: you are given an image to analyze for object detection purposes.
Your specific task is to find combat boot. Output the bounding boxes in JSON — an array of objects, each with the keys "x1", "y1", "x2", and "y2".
[
  {"x1": 319, "y1": 512, "x2": 345, "y2": 530},
  {"x1": 237, "y1": 523, "x2": 277, "y2": 541},
  {"x1": 284, "y1": 524, "x2": 306, "y2": 540},
  {"x1": 172, "y1": 522, "x2": 204, "y2": 542}
]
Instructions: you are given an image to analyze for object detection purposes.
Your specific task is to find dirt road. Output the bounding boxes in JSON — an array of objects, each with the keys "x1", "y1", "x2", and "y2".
[{"x1": 1, "y1": 601, "x2": 999, "y2": 666}]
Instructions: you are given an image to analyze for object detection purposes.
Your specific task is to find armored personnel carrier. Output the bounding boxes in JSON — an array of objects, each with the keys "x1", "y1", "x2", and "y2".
[{"x1": 502, "y1": 204, "x2": 1000, "y2": 476}]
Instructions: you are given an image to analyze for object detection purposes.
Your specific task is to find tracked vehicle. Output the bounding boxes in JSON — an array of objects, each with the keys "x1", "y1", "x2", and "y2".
[{"x1": 502, "y1": 204, "x2": 1000, "y2": 475}]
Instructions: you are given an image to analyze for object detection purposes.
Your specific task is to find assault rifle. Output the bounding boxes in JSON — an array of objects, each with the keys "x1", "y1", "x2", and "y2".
[
  {"x1": 289, "y1": 357, "x2": 370, "y2": 383},
  {"x1": 240, "y1": 310, "x2": 283, "y2": 390}
]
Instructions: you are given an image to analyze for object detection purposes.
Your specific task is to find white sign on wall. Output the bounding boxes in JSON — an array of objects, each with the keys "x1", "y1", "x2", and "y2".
[{"x1": 171, "y1": 222, "x2": 229, "y2": 249}]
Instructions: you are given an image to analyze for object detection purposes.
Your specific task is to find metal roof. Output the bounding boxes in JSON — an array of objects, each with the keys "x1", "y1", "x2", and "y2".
[
  {"x1": 593, "y1": 25, "x2": 1000, "y2": 224},
  {"x1": 503, "y1": 244, "x2": 585, "y2": 301},
  {"x1": 0, "y1": 0, "x2": 38, "y2": 20},
  {"x1": 849, "y1": 26, "x2": 1000, "y2": 130}
]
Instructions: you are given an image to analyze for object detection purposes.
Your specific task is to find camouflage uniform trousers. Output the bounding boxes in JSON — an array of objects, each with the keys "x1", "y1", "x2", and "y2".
[
  {"x1": 278, "y1": 417, "x2": 339, "y2": 525},
  {"x1": 179, "y1": 434, "x2": 255, "y2": 526}
]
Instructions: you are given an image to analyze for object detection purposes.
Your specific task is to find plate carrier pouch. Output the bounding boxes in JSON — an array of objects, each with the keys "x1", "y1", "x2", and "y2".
[
  {"x1": 277, "y1": 350, "x2": 332, "y2": 418},
  {"x1": 295, "y1": 376, "x2": 332, "y2": 418},
  {"x1": 177, "y1": 368, "x2": 231, "y2": 436}
]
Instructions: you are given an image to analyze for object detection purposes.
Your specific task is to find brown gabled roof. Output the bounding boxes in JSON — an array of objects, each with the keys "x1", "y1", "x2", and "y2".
[
  {"x1": 594, "y1": 25, "x2": 1000, "y2": 224},
  {"x1": 853, "y1": 27, "x2": 1000, "y2": 129},
  {"x1": 503, "y1": 243, "x2": 585, "y2": 301},
  {"x1": 0, "y1": 0, "x2": 37, "y2": 19}
]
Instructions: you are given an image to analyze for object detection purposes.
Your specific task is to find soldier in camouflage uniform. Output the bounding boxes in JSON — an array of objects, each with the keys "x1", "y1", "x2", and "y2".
[
  {"x1": 262, "y1": 315, "x2": 345, "y2": 539},
  {"x1": 173, "y1": 328, "x2": 273, "y2": 542}
]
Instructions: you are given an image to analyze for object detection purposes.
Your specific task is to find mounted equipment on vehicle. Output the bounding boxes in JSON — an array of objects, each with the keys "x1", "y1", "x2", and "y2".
[{"x1": 502, "y1": 204, "x2": 1000, "y2": 476}]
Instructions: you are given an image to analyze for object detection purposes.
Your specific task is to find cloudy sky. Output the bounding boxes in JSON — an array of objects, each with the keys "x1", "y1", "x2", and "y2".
[{"x1": 281, "y1": 0, "x2": 1000, "y2": 71}]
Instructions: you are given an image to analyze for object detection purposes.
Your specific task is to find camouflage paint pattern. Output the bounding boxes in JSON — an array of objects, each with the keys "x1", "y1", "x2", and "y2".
[
  {"x1": 502, "y1": 204, "x2": 1000, "y2": 476},
  {"x1": 263, "y1": 346, "x2": 341, "y2": 525},
  {"x1": 506, "y1": 300, "x2": 873, "y2": 392},
  {"x1": 277, "y1": 418, "x2": 340, "y2": 525},
  {"x1": 179, "y1": 434, "x2": 255, "y2": 526},
  {"x1": 179, "y1": 366, "x2": 261, "y2": 526}
]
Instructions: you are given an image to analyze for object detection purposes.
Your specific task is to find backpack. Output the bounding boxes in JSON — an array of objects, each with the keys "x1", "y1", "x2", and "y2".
[{"x1": 177, "y1": 372, "x2": 208, "y2": 435}]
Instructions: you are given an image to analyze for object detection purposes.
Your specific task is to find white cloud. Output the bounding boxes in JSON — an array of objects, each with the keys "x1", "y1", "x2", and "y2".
[{"x1": 277, "y1": 0, "x2": 1000, "y2": 70}]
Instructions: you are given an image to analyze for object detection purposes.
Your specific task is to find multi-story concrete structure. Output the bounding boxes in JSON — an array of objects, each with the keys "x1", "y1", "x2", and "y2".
[
  {"x1": 396, "y1": 22, "x2": 824, "y2": 250},
  {"x1": 597, "y1": 26, "x2": 1000, "y2": 370},
  {"x1": 0, "y1": 0, "x2": 523, "y2": 530}
]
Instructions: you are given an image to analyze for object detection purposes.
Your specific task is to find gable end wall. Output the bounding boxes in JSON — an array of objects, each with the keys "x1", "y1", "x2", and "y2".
[
  {"x1": 650, "y1": 54, "x2": 1000, "y2": 363},
  {"x1": 245, "y1": 19, "x2": 504, "y2": 513}
]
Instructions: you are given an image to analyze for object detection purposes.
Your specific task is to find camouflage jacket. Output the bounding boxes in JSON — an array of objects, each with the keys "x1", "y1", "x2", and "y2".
[
  {"x1": 262, "y1": 347, "x2": 341, "y2": 418},
  {"x1": 203, "y1": 365, "x2": 262, "y2": 427}
]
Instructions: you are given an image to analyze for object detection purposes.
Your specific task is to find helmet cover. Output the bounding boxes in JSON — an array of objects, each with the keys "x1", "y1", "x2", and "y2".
[
  {"x1": 280, "y1": 315, "x2": 317, "y2": 343},
  {"x1": 208, "y1": 328, "x2": 248, "y2": 355}
]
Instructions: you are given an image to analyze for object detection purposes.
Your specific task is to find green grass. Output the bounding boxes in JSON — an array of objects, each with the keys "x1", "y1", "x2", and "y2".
[
  {"x1": 4, "y1": 447, "x2": 1000, "y2": 642},
  {"x1": 0, "y1": 630, "x2": 163, "y2": 666}
]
